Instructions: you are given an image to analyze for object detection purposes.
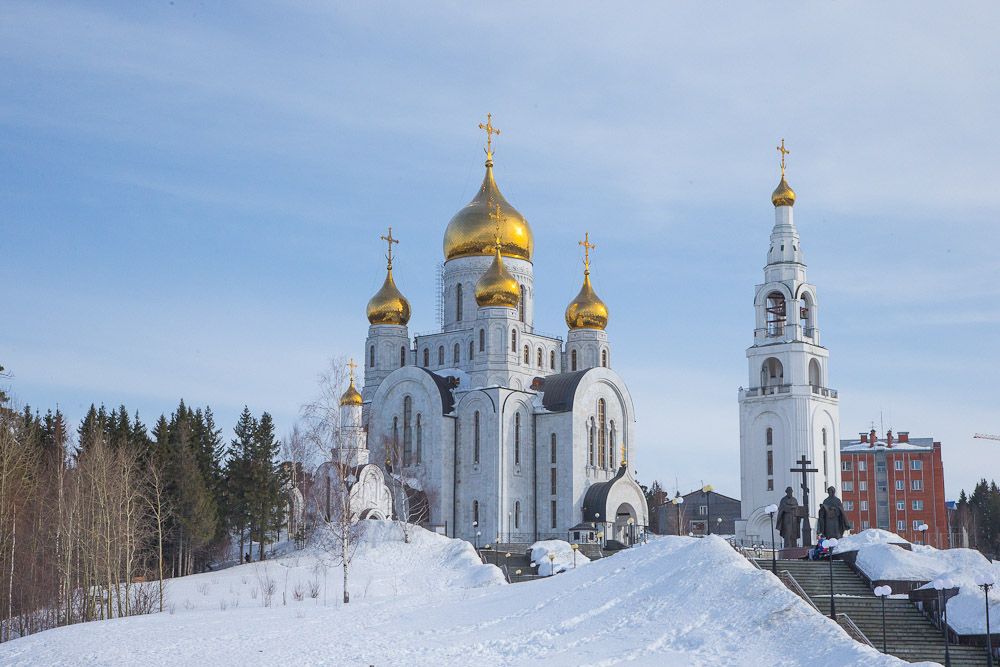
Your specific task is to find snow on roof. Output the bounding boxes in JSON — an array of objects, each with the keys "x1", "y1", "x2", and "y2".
[{"x1": 840, "y1": 437, "x2": 934, "y2": 452}]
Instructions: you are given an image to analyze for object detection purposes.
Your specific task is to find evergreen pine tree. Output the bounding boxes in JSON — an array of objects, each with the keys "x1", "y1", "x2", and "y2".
[{"x1": 226, "y1": 407, "x2": 257, "y2": 561}]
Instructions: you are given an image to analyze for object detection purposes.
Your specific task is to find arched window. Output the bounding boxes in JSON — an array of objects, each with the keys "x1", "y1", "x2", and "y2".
[
  {"x1": 766, "y1": 291, "x2": 786, "y2": 337},
  {"x1": 400, "y1": 346, "x2": 406, "y2": 368},
  {"x1": 537, "y1": 347, "x2": 543, "y2": 368},
  {"x1": 369, "y1": 345, "x2": 375, "y2": 368},
  {"x1": 514, "y1": 500, "x2": 521, "y2": 529},
  {"x1": 801, "y1": 292, "x2": 814, "y2": 337},
  {"x1": 511, "y1": 329, "x2": 517, "y2": 352},
  {"x1": 519, "y1": 284, "x2": 527, "y2": 323},
  {"x1": 469, "y1": 340, "x2": 474, "y2": 361},
  {"x1": 438, "y1": 346, "x2": 444, "y2": 366},
  {"x1": 473, "y1": 411, "x2": 481, "y2": 464},
  {"x1": 514, "y1": 412, "x2": 521, "y2": 465},
  {"x1": 761, "y1": 358, "x2": 784, "y2": 387},
  {"x1": 473, "y1": 499, "x2": 479, "y2": 525},
  {"x1": 550, "y1": 350, "x2": 556, "y2": 370},
  {"x1": 609, "y1": 420, "x2": 617, "y2": 468},
  {"x1": 571, "y1": 349, "x2": 578, "y2": 371},
  {"x1": 550, "y1": 433, "x2": 557, "y2": 463},
  {"x1": 597, "y1": 399, "x2": 607, "y2": 468},
  {"x1": 456, "y1": 283, "x2": 463, "y2": 321},
  {"x1": 601, "y1": 349, "x2": 608, "y2": 368},
  {"x1": 403, "y1": 396, "x2": 413, "y2": 465},
  {"x1": 479, "y1": 328, "x2": 485, "y2": 352},
  {"x1": 523, "y1": 344, "x2": 529, "y2": 365},
  {"x1": 423, "y1": 348, "x2": 429, "y2": 367},
  {"x1": 808, "y1": 359, "x2": 821, "y2": 388},
  {"x1": 588, "y1": 419, "x2": 595, "y2": 466},
  {"x1": 766, "y1": 427, "x2": 773, "y2": 446},
  {"x1": 453, "y1": 343, "x2": 460, "y2": 364},
  {"x1": 415, "y1": 414, "x2": 422, "y2": 464}
]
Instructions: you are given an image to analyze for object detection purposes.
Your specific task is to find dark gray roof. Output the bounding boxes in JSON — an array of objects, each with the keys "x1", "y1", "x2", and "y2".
[
  {"x1": 581, "y1": 464, "x2": 628, "y2": 522},
  {"x1": 418, "y1": 368, "x2": 456, "y2": 414},
  {"x1": 539, "y1": 370, "x2": 590, "y2": 412}
]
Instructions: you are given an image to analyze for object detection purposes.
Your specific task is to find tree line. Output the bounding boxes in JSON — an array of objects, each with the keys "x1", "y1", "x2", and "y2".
[
  {"x1": 953, "y1": 479, "x2": 1000, "y2": 558},
  {"x1": 0, "y1": 395, "x2": 289, "y2": 642}
]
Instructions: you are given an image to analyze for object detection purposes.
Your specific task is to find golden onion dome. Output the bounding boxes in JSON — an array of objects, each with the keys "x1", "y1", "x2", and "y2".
[
  {"x1": 366, "y1": 266, "x2": 411, "y2": 325},
  {"x1": 475, "y1": 245, "x2": 521, "y2": 308},
  {"x1": 771, "y1": 175, "x2": 796, "y2": 208},
  {"x1": 565, "y1": 271, "x2": 609, "y2": 330},
  {"x1": 443, "y1": 158, "x2": 533, "y2": 262},
  {"x1": 339, "y1": 377, "x2": 362, "y2": 407}
]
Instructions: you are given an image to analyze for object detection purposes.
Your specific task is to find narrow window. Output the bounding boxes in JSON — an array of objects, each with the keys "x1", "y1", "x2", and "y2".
[
  {"x1": 473, "y1": 411, "x2": 481, "y2": 464},
  {"x1": 423, "y1": 348, "x2": 429, "y2": 367},
  {"x1": 571, "y1": 349, "x2": 578, "y2": 371},
  {"x1": 550, "y1": 467, "x2": 557, "y2": 494},
  {"x1": 456, "y1": 283, "x2": 463, "y2": 321},
  {"x1": 514, "y1": 412, "x2": 521, "y2": 465},
  {"x1": 550, "y1": 433, "x2": 557, "y2": 463},
  {"x1": 767, "y1": 449, "x2": 773, "y2": 475},
  {"x1": 537, "y1": 347, "x2": 543, "y2": 368},
  {"x1": 523, "y1": 344, "x2": 529, "y2": 364},
  {"x1": 551, "y1": 500, "x2": 557, "y2": 529},
  {"x1": 400, "y1": 346, "x2": 406, "y2": 367},
  {"x1": 766, "y1": 427, "x2": 773, "y2": 446},
  {"x1": 588, "y1": 419, "x2": 595, "y2": 466},
  {"x1": 514, "y1": 501, "x2": 521, "y2": 529},
  {"x1": 609, "y1": 421, "x2": 617, "y2": 467},
  {"x1": 519, "y1": 285, "x2": 527, "y2": 323},
  {"x1": 438, "y1": 346, "x2": 444, "y2": 365},
  {"x1": 549, "y1": 350, "x2": 556, "y2": 370},
  {"x1": 415, "y1": 414, "x2": 422, "y2": 463},
  {"x1": 473, "y1": 500, "x2": 479, "y2": 524},
  {"x1": 511, "y1": 329, "x2": 517, "y2": 352},
  {"x1": 469, "y1": 340, "x2": 474, "y2": 361},
  {"x1": 453, "y1": 343, "x2": 460, "y2": 364},
  {"x1": 403, "y1": 396, "x2": 413, "y2": 465},
  {"x1": 479, "y1": 328, "x2": 485, "y2": 352},
  {"x1": 597, "y1": 399, "x2": 607, "y2": 468},
  {"x1": 392, "y1": 416, "x2": 399, "y2": 453},
  {"x1": 369, "y1": 345, "x2": 375, "y2": 368},
  {"x1": 601, "y1": 349, "x2": 608, "y2": 368}
]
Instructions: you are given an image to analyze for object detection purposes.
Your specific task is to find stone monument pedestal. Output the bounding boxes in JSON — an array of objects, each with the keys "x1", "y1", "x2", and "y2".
[{"x1": 778, "y1": 546, "x2": 810, "y2": 560}]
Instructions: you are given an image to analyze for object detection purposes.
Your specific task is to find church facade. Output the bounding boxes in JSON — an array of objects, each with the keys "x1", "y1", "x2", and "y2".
[
  {"x1": 735, "y1": 142, "x2": 841, "y2": 545},
  {"x1": 350, "y1": 118, "x2": 648, "y2": 547}
]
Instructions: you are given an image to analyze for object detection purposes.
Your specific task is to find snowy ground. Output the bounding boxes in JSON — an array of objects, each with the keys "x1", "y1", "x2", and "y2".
[{"x1": 1, "y1": 525, "x2": 910, "y2": 666}]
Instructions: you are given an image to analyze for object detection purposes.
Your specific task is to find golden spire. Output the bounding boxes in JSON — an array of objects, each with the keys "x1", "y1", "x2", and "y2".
[
  {"x1": 478, "y1": 113, "x2": 501, "y2": 164},
  {"x1": 771, "y1": 138, "x2": 797, "y2": 208},
  {"x1": 565, "y1": 231, "x2": 609, "y2": 330},
  {"x1": 339, "y1": 358, "x2": 363, "y2": 406},
  {"x1": 366, "y1": 227, "x2": 411, "y2": 325},
  {"x1": 474, "y1": 203, "x2": 521, "y2": 308}
]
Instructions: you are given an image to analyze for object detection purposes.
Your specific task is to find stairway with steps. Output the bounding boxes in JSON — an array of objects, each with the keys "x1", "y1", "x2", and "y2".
[{"x1": 757, "y1": 558, "x2": 990, "y2": 666}]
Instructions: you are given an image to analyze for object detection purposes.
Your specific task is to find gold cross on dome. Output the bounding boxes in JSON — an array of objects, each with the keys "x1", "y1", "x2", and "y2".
[
  {"x1": 380, "y1": 226, "x2": 399, "y2": 269},
  {"x1": 347, "y1": 358, "x2": 357, "y2": 382},
  {"x1": 579, "y1": 232, "x2": 596, "y2": 273},
  {"x1": 478, "y1": 113, "x2": 501, "y2": 159},
  {"x1": 776, "y1": 138, "x2": 790, "y2": 175}
]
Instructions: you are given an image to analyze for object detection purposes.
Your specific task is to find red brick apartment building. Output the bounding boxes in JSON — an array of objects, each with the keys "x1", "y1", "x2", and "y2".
[{"x1": 839, "y1": 429, "x2": 947, "y2": 548}]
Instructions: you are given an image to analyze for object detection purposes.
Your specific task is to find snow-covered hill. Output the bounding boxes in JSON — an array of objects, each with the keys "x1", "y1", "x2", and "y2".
[{"x1": 0, "y1": 526, "x2": 910, "y2": 666}]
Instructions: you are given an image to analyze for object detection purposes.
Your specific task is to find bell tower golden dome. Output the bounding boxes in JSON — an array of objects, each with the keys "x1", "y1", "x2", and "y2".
[
  {"x1": 442, "y1": 114, "x2": 533, "y2": 262},
  {"x1": 339, "y1": 359, "x2": 363, "y2": 406},
  {"x1": 475, "y1": 204, "x2": 522, "y2": 308},
  {"x1": 366, "y1": 227, "x2": 411, "y2": 325},
  {"x1": 565, "y1": 232, "x2": 609, "y2": 330},
  {"x1": 771, "y1": 138, "x2": 796, "y2": 208}
]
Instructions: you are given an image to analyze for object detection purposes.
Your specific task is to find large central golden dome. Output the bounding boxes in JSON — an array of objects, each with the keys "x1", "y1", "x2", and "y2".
[{"x1": 443, "y1": 158, "x2": 533, "y2": 262}]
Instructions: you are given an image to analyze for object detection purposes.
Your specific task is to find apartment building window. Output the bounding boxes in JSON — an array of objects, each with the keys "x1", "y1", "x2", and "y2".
[
  {"x1": 842, "y1": 460, "x2": 853, "y2": 472},
  {"x1": 699, "y1": 505, "x2": 708, "y2": 516},
  {"x1": 912, "y1": 479, "x2": 923, "y2": 491},
  {"x1": 845, "y1": 501, "x2": 854, "y2": 511},
  {"x1": 912, "y1": 500, "x2": 924, "y2": 511},
  {"x1": 843, "y1": 481, "x2": 853, "y2": 492},
  {"x1": 862, "y1": 520, "x2": 870, "y2": 529},
  {"x1": 860, "y1": 501, "x2": 869, "y2": 511},
  {"x1": 912, "y1": 520, "x2": 922, "y2": 531},
  {"x1": 897, "y1": 520, "x2": 906, "y2": 531},
  {"x1": 911, "y1": 460, "x2": 923, "y2": 471},
  {"x1": 896, "y1": 501, "x2": 904, "y2": 511},
  {"x1": 859, "y1": 481, "x2": 867, "y2": 492},
  {"x1": 894, "y1": 460, "x2": 903, "y2": 471},
  {"x1": 895, "y1": 480, "x2": 904, "y2": 491},
  {"x1": 858, "y1": 460, "x2": 866, "y2": 472}
]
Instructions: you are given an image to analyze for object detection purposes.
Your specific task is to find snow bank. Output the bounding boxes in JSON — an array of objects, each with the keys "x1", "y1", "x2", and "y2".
[
  {"x1": 914, "y1": 556, "x2": 1000, "y2": 635},
  {"x1": 0, "y1": 533, "x2": 909, "y2": 666},
  {"x1": 530, "y1": 540, "x2": 590, "y2": 576},
  {"x1": 833, "y1": 528, "x2": 909, "y2": 554}
]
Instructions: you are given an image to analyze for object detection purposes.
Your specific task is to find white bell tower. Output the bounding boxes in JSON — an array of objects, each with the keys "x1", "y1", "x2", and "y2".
[{"x1": 736, "y1": 141, "x2": 840, "y2": 546}]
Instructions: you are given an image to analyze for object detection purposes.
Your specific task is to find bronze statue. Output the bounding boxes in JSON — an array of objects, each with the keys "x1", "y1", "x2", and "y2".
[
  {"x1": 775, "y1": 487, "x2": 802, "y2": 548},
  {"x1": 817, "y1": 486, "x2": 851, "y2": 539}
]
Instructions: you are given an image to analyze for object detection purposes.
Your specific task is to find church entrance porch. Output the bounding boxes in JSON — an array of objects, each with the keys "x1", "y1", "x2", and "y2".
[{"x1": 613, "y1": 502, "x2": 639, "y2": 546}]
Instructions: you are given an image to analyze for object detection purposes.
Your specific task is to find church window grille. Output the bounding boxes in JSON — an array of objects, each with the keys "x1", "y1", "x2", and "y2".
[
  {"x1": 456, "y1": 283, "x2": 463, "y2": 321},
  {"x1": 514, "y1": 501, "x2": 521, "y2": 529},
  {"x1": 369, "y1": 345, "x2": 375, "y2": 368},
  {"x1": 766, "y1": 450, "x2": 773, "y2": 476},
  {"x1": 514, "y1": 413, "x2": 521, "y2": 465},
  {"x1": 537, "y1": 347, "x2": 543, "y2": 368},
  {"x1": 765, "y1": 292, "x2": 786, "y2": 337},
  {"x1": 551, "y1": 501, "x2": 557, "y2": 529},
  {"x1": 588, "y1": 420, "x2": 595, "y2": 466},
  {"x1": 438, "y1": 346, "x2": 444, "y2": 365},
  {"x1": 469, "y1": 340, "x2": 474, "y2": 361},
  {"x1": 549, "y1": 350, "x2": 555, "y2": 370},
  {"x1": 473, "y1": 411, "x2": 481, "y2": 464},
  {"x1": 601, "y1": 349, "x2": 608, "y2": 368},
  {"x1": 571, "y1": 349, "x2": 578, "y2": 371},
  {"x1": 403, "y1": 396, "x2": 413, "y2": 466},
  {"x1": 523, "y1": 345, "x2": 529, "y2": 365},
  {"x1": 415, "y1": 414, "x2": 422, "y2": 464},
  {"x1": 423, "y1": 348, "x2": 429, "y2": 367},
  {"x1": 519, "y1": 285, "x2": 526, "y2": 323},
  {"x1": 550, "y1": 434, "x2": 557, "y2": 463},
  {"x1": 511, "y1": 329, "x2": 517, "y2": 352},
  {"x1": 400, "y1": 346, "x2": 406, "y2": 368},
  {"x1": 597, "y1": 399, "x2": 607, "y2": 468},
  {"x1": 479, "y1": 329, "x2": 485, "y2": 352},
  {"x1": 473, "y1": 500, "x2": 479, "y2": 525},
  {"x1": 550, "y1": 468, "x2": 557, "y2": 494},
  {"x1": 453, "y1": 343, "x2": 460, "y2": 365},
  {"x1": 766, "y1": 427, "x2": 773, "y2": 446}
]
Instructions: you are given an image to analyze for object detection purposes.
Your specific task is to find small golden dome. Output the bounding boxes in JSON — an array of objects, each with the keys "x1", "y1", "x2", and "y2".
[
  {"x1": 475, "y1": 245, "x2": 521, "y2": 308},
  {"x1": 443, "y1": 159, "x2": 533, "y2": 262},
  {"x1": 339, "y1": 377, "x2": 362, "y2": 407},
  {"x1": 771, "y1": 175, "x2": 796, "y2": 208},
  {"x1": 366, "y1": 267, "x2": 411, "y2": 325},
  {"x1": 565, "y1": 272, "x2": 609, "y2": 330}
]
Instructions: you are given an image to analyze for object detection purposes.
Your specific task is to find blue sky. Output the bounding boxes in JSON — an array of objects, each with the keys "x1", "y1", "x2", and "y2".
[{"x1": 3, "y1": 2, "x2": 999, "y2": 499}]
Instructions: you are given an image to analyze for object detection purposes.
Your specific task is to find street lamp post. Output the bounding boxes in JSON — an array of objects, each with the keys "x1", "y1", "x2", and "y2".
[
  {"x1": 874, "y1": 585, "x2": 892, "y2": 653},
  {"x1": 571, "y1": 543, "x2": 578, "y2": 568},
  {"x1": 671, "y1": 495, "x2": 684, "y2": 536},
  {"x1": 702, "y1": 484, "x2": 714, "y2": 535},
  {"x1": 933, "y1": 578, "x2": 953, "y2": 667},
  {"x1": 975, "y1": 572, "x2": 996, "y2": 666},
  {"x1": 473, "y1": 521, "x2": 479, "y2": 550},
  {"x1": 765, "y1": 504, "x2": 779, "y2": 574},
  {"x1": 823, "y1": 537, "x2": 839, "y2": 619},
  {"x1": 547, "y1": 552, "x2": 556, "y2": 577},
  {"x1": 917, "y1": 523, "x2": 929, "y2": 546}
]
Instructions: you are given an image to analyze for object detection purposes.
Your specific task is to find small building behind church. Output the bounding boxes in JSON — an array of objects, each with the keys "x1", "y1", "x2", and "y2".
[{"x1": 655, "y1": 489, "x2": 742, "y2": 536}]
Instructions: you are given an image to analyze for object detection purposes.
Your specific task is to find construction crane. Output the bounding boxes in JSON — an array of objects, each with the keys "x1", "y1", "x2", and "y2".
[{"x1": 973, "y1": 433, "x2": 1000, "y2": 441}]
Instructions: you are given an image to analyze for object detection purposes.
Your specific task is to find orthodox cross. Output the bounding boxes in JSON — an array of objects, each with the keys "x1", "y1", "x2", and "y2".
[
  {"x1": 579, "y1": 231, "x2": 596, "y2": 274},
  {"x1": 776, "y1": 138, "x2": 790, "y2": 175},
  {"x1": 347, "y1": 358, "x2": 357, "y2": 383},
  {"x1": 380, "y1": 226, "x2": 399, "y2": 269},
  {"x1": 479, "y1": 113, "x2": 501, "y2": 159},
  {"x1": 790, "y1": 454, "x2": 819, "y2": 546}
]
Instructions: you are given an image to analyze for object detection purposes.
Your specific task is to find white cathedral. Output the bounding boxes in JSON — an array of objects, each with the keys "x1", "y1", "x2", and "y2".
[
  {"x1": 735, "y1": 142, "x2": 841, "y2": 545},
  {"x1": 339, "y1": 118, "x2": 649, "y2": 547}
]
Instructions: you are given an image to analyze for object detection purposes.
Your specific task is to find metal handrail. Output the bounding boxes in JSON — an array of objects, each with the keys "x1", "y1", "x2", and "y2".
[
  {"x1": 778, "y1": 570, "x2": 821, "y2": 613},
  {"x1": 836, "y1": 613, "x2": 875, "y2": 648}
]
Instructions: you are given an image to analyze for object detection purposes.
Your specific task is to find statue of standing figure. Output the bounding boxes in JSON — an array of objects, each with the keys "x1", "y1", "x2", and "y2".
[
  {"x1": 817, "y1": 486, "x2": 852, "y2": 539},
  {"x1": 775, "y1": 487, "x2": 802, "y2": 548}
]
